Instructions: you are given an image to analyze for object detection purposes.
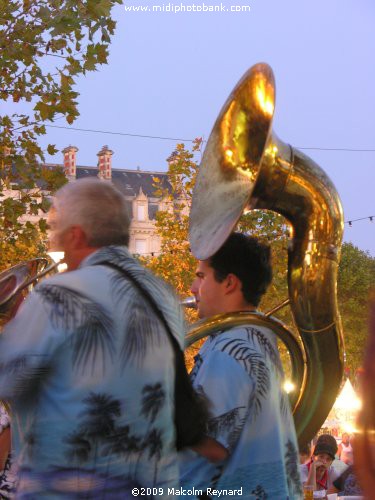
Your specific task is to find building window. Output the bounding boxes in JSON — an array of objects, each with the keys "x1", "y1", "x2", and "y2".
[
  {"x1": 135, "y1": 239, "x2": 147, "y2": 255},
  {"x1": 137, "y1": 204, "x2": 146, "y2": 221}
]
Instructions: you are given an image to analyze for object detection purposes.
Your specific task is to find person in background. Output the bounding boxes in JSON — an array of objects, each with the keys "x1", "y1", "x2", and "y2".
[
  {"x1": 327, "y1": 464, "x2": 362, "y2": 496},
  {"x1": 301, "y1": 434, "x2": 340, "y2": 491},
  {"x1": 299, "y1": 443, "x2": 311, "y2": 465},
  {"x1": 337, "y1": 433, "x2": 353, "y2": 465}
]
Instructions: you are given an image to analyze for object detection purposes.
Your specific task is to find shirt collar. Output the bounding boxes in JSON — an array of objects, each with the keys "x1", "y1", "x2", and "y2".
[{"x1": 79, "y1": 245, "x2": 133, "y2": 269}]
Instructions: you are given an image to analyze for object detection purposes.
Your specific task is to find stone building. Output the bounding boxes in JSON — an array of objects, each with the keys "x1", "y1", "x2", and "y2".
[{"x1": 57, "y1": 145, "x2": 172, "y2": 256}]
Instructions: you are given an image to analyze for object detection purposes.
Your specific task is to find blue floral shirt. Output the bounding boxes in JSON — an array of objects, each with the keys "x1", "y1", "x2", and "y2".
[
  {"x1": 179, "y1": 326, "x2": 303, "y2": 499},
  {"x1": 0, "y1": 246, "x2": 184, "y2": 499}
]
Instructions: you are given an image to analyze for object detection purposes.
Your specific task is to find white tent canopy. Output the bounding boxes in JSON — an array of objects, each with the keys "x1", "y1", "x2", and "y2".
[
  {"x1": 322, "y1": 379, "x2": 361, "y2": 435},
  {"x1": 334, "y1": 379, "x2": 361, "y2": 412}
]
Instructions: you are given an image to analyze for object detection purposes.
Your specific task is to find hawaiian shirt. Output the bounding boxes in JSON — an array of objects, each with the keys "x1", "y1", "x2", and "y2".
[
  {"x1": 0, "y1": 246, "x2": 184, "y2": 499},
  {"x1": 179, "y1": 326, "x2": 303, "y2": 499}
]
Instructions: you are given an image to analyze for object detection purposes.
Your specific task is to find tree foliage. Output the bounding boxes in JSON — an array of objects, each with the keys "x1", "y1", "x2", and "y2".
[
  {"x1": 0, "y1": 0, "x2": 121, "y2": 270},
  {"x1": 141, "y1": 140, "x2": 202, "y2": 301},
  {"x1": 338, "y1": 242, "x2": 375, "y2": 376},
  {"x1": 143, "y1": 142, "x2": 375, "y2": 375}
]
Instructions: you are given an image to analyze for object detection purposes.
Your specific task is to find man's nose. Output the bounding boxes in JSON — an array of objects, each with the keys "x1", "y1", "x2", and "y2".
[{"x1": 190, "y1": 278, "x2": 198, "y2": 295}]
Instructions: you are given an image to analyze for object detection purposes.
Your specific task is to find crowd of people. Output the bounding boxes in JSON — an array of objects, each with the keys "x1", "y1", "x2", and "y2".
[{"x1": 0, "y1": 178, "x2": 372, "y2": 499}]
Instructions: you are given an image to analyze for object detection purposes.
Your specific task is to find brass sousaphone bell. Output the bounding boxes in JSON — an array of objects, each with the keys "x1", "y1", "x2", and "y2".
[{"x1": 187, "y1": 63, "x2": 344, "y2": 446}]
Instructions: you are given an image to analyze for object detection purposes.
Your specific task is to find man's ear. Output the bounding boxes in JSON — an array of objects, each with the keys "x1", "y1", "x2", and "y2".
[
  {"x1": 224, "y1": 273, "x2": 240, "y2": 294},
  {"x1": 69, "y1": 225, "x2": 89, "y2": 249}
]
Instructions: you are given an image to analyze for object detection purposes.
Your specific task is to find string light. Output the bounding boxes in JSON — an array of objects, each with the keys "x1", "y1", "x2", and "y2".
[{"x1": 345, "y1": 216, "x2": 374, "y2": 227}]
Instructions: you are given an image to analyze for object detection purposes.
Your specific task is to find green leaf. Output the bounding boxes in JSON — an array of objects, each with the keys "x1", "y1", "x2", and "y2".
[
  {"x1": 34, "y1": 101, "x2": 53, "y2": 120},
  {"x1": 47, "y1": 144, "x2": 58, "y2": 155},
  {"x1": 38, "y1": 218, "x2": 48, "y2": 232},
  {"x1": 52, "y1": 38, "x2": 67, "y2": 51}
]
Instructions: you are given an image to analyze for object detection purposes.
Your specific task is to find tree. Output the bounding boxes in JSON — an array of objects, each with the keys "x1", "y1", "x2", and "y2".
[
  {"x1": 141, "y1": 140, "x2": 202, "y2": 301},
  {"x1": 338, "y1": 242, "x2": 375, "y2": 376},
  {"x1": 0, "y1": 0, "x2": 121, "y2": 271}
]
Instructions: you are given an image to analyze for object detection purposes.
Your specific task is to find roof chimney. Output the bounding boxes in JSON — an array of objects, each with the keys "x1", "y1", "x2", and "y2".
[
  {"x1": 97, "y1": 145, "x2": 113, "y2": 181},
  {"x1": 62, "y1": 145, "x2": 78, "y2": 180}
]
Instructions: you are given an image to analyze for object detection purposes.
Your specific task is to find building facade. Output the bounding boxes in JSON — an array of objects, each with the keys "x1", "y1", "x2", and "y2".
[{"x1": 57, "y1": 145, "x2": 172, "y2": 256}]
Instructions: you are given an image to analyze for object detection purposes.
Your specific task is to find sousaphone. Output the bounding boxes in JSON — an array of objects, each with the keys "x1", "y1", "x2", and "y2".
[{"x1": 188, "y1": 63, "x2": 344, "y2": 446}]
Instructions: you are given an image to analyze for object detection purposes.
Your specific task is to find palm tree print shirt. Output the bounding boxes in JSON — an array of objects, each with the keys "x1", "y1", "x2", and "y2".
[
  {"x1": 179, "y1": 326, "x2": 303, "y2": 499},
  {"x1": 0, "y1": 246, "x2": 184, "y2": 499}
]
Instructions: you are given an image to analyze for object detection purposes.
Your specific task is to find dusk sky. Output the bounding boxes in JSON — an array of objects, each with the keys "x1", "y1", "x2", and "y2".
[{"x1": 35, "y1": 0, "x2": 374, "y2": 255}]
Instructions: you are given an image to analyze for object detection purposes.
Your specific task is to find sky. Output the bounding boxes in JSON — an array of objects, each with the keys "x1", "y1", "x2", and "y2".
[{"x1": 37, "y1": 0, "x2": 375, "y2": 255}]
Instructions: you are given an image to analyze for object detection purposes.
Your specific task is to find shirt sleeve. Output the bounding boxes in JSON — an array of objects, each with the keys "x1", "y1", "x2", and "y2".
[
  {"x1": 329, "y1": 466, "x2": 342, "y2": 489},
  {"x1": 192, "y1": 348, "x2": 255, "y2": 452},
  {"x1": 0, "y1": 290, "x2": 61, "y2": 401}
]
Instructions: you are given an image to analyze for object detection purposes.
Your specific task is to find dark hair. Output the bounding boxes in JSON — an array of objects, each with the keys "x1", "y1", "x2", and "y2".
[
  {"x1": 209, "y1": 232, "x2": 272, "y2": 307},
  {"x1": 314, "y1": 434, "x2": 338, "y2": 460}
]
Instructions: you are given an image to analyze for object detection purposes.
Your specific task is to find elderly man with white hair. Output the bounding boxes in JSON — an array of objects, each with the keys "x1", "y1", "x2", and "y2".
[{"x1": 0, "y1": 178, "x2": 189, "y2": 498}]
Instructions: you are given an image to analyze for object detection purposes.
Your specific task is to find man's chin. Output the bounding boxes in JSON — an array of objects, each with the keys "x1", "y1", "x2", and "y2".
[{"x1": 196, "y1": 304, "x2": 205, "y2": 319}]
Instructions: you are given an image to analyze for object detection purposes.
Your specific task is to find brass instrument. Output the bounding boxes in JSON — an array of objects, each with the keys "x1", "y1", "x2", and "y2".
[
  {"x1": 0, "y1": 258, "x2": 59, "y2": 318},
  {"x1": 188, "y1": 63, "x2": 344, "y2": 446},
  {"x1": 181, "y1": 296, "x2": 197, "y2": 309}
]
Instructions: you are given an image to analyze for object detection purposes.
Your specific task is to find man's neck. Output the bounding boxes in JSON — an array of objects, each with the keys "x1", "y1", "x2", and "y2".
[
  {"x1": 225, "y1": 302, "x2": 257, "y2": 314},
  {"x1": 66, "y1": 247, "x2": 100, "y2": 271}
]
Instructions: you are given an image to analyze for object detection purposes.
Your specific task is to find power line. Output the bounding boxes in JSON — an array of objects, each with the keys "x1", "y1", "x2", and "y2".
[
  {"x1": 45, "y1": 124, "x2": 375, "y2": 152},
  {"x1": 134, "y1": 216, "x2": 374, "y2": 256},
  {"x1": 295, "y1": 147, "x2": 375, "y2": 152},
  {"x1": 46, "y1": 125, "x2": 195, "y2": 143}
]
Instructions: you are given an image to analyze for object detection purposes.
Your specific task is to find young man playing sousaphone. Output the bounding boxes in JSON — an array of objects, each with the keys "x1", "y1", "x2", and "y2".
[{"x1": 179, "y1": 232, "x2": 303, "y2": 499}]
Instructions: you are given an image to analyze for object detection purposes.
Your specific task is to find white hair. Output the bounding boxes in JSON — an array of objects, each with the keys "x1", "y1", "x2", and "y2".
[{"x1": 53, "y1": 178, "x2": 130, "y2": 247}]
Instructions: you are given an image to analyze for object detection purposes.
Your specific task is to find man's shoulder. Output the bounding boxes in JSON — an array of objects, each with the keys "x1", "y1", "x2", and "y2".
[
  {"x1": 35, "y1": 265, "x2": 101, "y2": 290},
  {"x1": 204, "y1": 324, "x2": 282, "y2": 372},
  {"x1": 84, "y1": 245, "x2": 177, "y2": 300},
  {"x1": 210, "y1": 324, "x2": 277, "y2": 353}
]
